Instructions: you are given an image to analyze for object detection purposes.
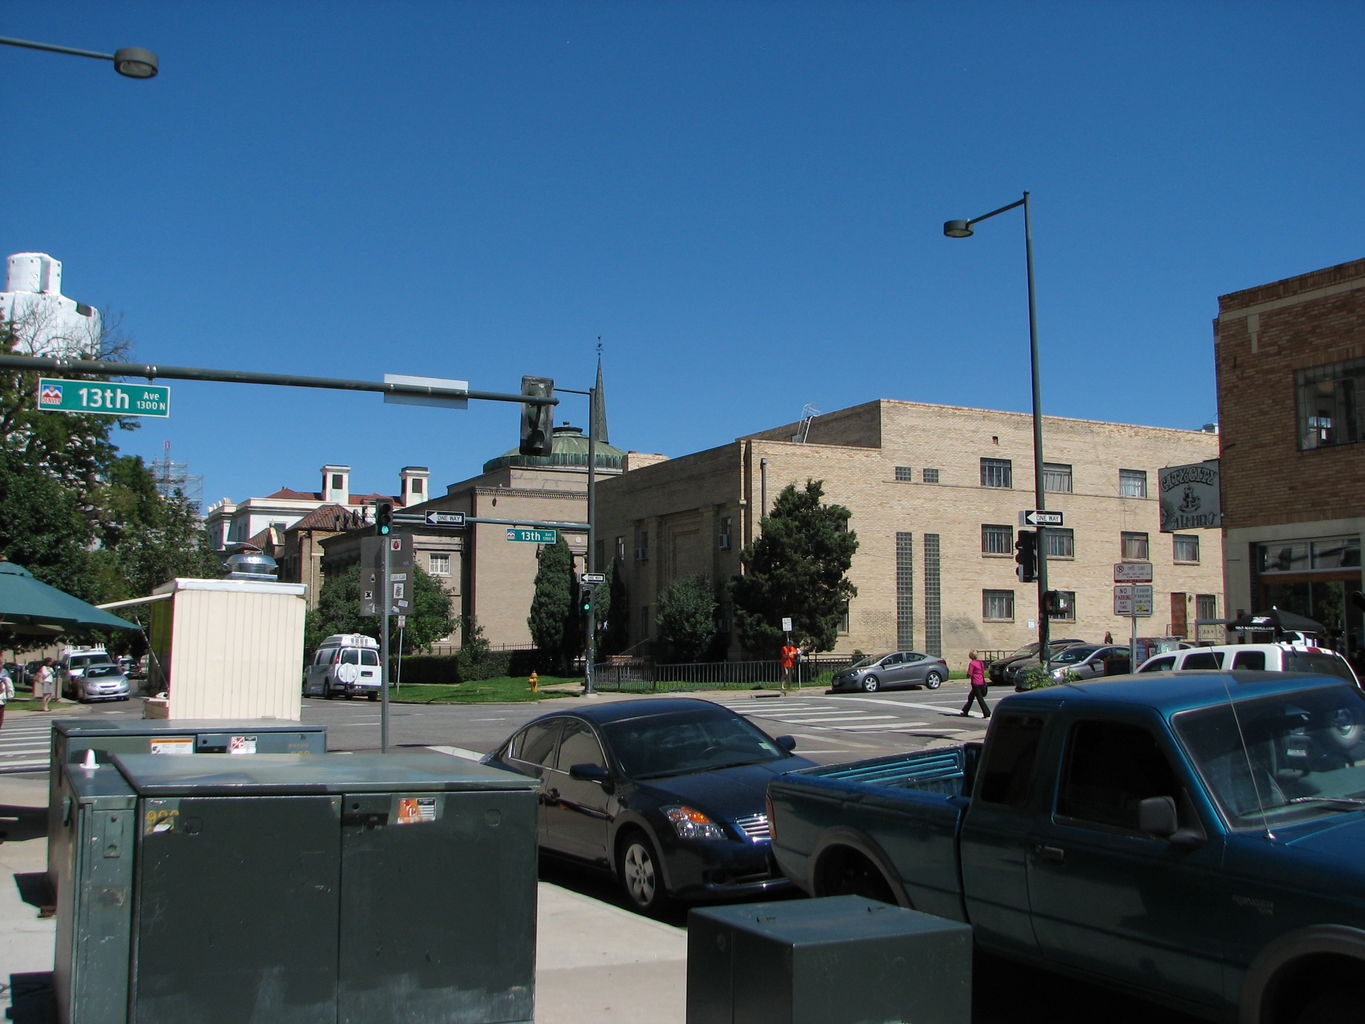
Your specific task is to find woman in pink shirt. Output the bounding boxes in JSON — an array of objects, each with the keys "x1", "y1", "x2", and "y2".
[{"x1": 959, "y1": 651, "x2": 991, "y2": 718}]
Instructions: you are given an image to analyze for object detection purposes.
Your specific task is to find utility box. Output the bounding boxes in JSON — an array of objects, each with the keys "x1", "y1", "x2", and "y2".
[
  {"x1": 46, "y1": 718, "x2": 327, "y2": 892},
  {"x1": 687, "y1": 895, "x2": 973, "y2": 1024},
  {"x1": 145, "y1": 577, "x2": 308, "y2": 720},
  {"x1": 54, "y1": 752, "x2": 538, "y2": 1024}
]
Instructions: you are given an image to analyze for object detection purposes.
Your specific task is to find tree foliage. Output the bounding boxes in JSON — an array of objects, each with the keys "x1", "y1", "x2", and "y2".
[
  {"x1": 305, "y1": 563, "x2": 454, "y2": 656},
  {"x1": 656, "y1": 574, "x2": 718, "y2": 662},
  {"x1": 598, "y1": 557, "x2": 630, "y2": 656},
  {"x1": 730, "y1": 480, "x2": 858, "y2": 657},
  {"x1": 527, "y1": 535, "x2": 578, "y2": 671}
]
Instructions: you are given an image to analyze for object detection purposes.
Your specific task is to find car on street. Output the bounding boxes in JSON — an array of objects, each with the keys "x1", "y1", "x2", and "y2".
[
  {"x1": 830, "y1": 651, "x2": 950, "y2": 692},
  {"x1": 482, "y1": 697, "x2": 814, "y2": 915},
  {"x1": 1018, "y1": 644, "x2": 1131, "y2": 689},
  {"x1": 59, "y1": 655, "x2": 130, "y2": 702},
  {"x1": 988, "y1": 638, "x2": 1087, "y2": 686}
]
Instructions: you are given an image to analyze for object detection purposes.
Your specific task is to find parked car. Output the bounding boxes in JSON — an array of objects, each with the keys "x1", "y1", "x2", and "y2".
[
  {"x1": 302, "y1": 634, "x2": 381, "y2": 700},
  {"x1": 831, "y1": 651, "x2": 950, "y2": 692},
  {"x1": 998, "y1": 638, "x2": 1091, "y2": 688},
  {"x1": 1018, "y1": 643, "x2": 1131, "y2": 689},
  {"x1": 987, "y1": 638, "x2": 1086, "y2": 686},
  {"x1": 482, "y1": 697, "x2": 814, "y2": 915},
  {"x1": 59, "y1": 656, "x2": 130, "y2": 702},
  {"x1": 1137, "y1": 641, "x2": 1359, "y2": 683}
]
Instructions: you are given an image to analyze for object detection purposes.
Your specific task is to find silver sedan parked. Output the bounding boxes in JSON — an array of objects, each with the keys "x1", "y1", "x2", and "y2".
[
  {"x1": 832, "y1": 651, "x2": 949, "y2": 693},
  {"x1": 1024, "y1": 644, "x2": 1130, "y2": 689}
]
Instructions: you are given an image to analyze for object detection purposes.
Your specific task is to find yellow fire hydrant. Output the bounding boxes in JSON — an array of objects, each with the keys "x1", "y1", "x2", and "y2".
[{"x1": 529, "y1": 671, "x2": 539, "y2": 693}]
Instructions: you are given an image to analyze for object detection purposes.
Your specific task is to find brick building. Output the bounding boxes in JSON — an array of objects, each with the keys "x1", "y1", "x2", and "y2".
[
  {"x1": 1214, "y1": 257, "x2": 1365, "y2": 662},
  {"x1": 594, "y1": 399, "x2": 1224, "y2": 668}
]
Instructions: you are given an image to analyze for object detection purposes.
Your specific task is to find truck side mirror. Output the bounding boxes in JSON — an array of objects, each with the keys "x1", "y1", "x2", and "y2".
[{"x1": 1138, "y1": 795, "x2": 1204, "y2": 847}]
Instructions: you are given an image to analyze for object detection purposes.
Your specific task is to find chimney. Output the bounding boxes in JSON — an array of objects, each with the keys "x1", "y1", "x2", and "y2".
[
  {"x1": 400, "y1": 466, "x2": 429, "y2": 507},
  {"x1": 322, "y1": 465, "x2": 350, "y2": 505}
]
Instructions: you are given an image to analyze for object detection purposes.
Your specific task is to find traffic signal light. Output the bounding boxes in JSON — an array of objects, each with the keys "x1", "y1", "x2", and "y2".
[
  {"x1": 579, "y1": 584, "x2": 593, "y2": 614},
  {"x1": 1015, "y1": 530, "x2": 1038, "y2": 583},
  {"x1": 375, "y1": 502, "x2": 393, "y2": 536},
  {"x1": 520, "y1": 375, "x2": 554, "y2": 457}
]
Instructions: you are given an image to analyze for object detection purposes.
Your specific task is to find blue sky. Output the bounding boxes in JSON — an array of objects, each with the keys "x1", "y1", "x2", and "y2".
[{"x1": 5, "y1": 2, "x2": 1362, "y2": 509}]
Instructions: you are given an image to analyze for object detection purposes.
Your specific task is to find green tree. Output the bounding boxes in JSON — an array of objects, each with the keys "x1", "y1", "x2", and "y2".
[
  {"x1": 598, "y1": 557, "x2": 629, "y2": 656},
  {"x1": 730, "y1": 480, "x2": 858, "y2": 657},
  {"x1": 305, "y1": 563, "x2": 453, "y2": 656},
  {"x1": 656, "y1": 574, "x2": 718, "y2": 662},
  {"x1": 527, "y1": 535, "x2": 578, "y2": 671}
]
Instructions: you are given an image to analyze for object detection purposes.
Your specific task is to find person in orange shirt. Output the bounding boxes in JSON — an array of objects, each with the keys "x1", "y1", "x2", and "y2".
[{"x1": 780, "y1": 642, "x2": 799, "y2": 694}]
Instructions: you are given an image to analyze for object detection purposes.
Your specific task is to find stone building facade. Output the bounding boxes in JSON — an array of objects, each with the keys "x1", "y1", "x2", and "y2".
[
  {"x1": 595, "y1": 400, "x2": 1224, "y2": 668},
  {"x1": 1215, "y1": 257, "x2": 1365, "y2": 663}
]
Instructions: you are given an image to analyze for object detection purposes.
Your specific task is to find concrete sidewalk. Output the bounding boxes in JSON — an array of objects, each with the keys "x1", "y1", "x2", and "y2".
[{"x1": 0, "y1": 714, "x2": 687, "y2": 1024}]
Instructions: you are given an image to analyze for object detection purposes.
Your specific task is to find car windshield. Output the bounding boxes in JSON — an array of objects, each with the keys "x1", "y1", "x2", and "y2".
[
  {"x1": 603, "y1": 708, "x2": 788, "y2": 779},
  {"x1": 85, "y1": 665, "x2": 123, "y2": 678},
  {"x1": 1004, "y1": 643, "x2": 1041, "y2": 659},
  {"x1": 1174, "y1": 682, "x2": 1365, "y2": 829},
  {"x1": 1052, "y1": 646, "x2": 1099, "y2": 665},
  {"x1": 73, "y1": 656, "x2": 115, "y2": 670}
]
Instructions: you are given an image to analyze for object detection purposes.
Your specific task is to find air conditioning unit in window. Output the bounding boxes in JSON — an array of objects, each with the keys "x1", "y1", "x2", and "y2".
[{"x1": 718, "y1": 533, "x2": 731, "y2": 550}]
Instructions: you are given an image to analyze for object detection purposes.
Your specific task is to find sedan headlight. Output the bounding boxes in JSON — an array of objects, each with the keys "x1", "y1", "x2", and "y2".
[{"x1": 663, "y1": 805, "x2": 726, "y2": 841}]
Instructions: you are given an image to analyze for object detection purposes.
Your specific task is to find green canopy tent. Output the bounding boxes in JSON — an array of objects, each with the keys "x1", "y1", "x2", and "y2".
[{"x1": 0, "y1": 560, "x2": 140, "y2": 638}]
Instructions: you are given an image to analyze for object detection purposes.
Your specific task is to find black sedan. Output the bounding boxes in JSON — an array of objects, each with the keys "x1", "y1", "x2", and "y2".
[{"x1": 482, "y1": 698, "x2": 814, "y2": 915}]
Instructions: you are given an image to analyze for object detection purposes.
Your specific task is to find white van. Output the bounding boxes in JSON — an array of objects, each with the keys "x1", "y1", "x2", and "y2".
[
  {"x1": 303, "y1": 634, "x2": 382, "y2": 700},
  {"x1": 1136, "y1": 642, "x2": 1359, "y2": 684}
]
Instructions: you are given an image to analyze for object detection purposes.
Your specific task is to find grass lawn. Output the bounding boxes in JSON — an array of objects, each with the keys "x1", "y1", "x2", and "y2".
[{"x1": 389, "y1": 675, "x2": 585, "y2": 703}]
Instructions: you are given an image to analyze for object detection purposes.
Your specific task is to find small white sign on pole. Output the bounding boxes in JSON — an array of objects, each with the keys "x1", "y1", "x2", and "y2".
[
  {"x1": 781, "y1": 617, "x2": 793, "y2": 633},
  {"x1": 1114, "y1": 561, "x2": 1154, "y2": 583},
  {"x1": 1114, "y1": 585, "x2": 1154, "y2": 617}
]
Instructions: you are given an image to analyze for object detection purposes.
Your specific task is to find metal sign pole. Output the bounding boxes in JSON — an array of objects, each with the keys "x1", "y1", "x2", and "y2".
[{"x1": 381, "y1": 538, "x2": 391, "y2": 753}]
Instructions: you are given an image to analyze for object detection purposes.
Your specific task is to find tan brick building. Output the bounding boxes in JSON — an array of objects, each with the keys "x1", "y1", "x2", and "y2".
[
  {"x1": 1214, "y1": 257, "x2": 1364, "y2": 664},
  {"x1": 595, "y1": 400, "x2": 1223, "y2": 669}
]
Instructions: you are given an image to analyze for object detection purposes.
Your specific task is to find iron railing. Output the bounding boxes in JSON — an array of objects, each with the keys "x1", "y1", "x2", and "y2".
[{"x1": 592, "y1": 655, "x2": 859, "y2": 693}]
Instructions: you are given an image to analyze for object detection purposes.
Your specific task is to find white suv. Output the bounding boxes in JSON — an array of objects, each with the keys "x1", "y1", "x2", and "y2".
[{"x1": 1136, "y1": 642, "x2": 1359, "y2": 684}]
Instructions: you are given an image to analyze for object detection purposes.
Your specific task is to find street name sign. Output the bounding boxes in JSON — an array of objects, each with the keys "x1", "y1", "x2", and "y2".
[
  {"x1": 1114, "y1": 561, "x2": 1154, "y2": 583},
  {"x1": 506, "y1": 528, "x2": 557, "y2": 543},
  {"x1": 580, "y1": 572, "x2": 606, "y2": 585},
  {"x1": 1114, "y1": 584, "x2": 1154, "y2": 617},
  {"x1": 1022, "y1": 509, "x2": 1064, "y2": 527},
  {"x1": 37, "y1": 377, "x2": 170, "y2": 417}
]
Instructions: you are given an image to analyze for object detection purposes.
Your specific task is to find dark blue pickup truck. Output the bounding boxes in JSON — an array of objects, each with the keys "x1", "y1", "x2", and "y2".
[{"x1": 767, "y1": 671, "x2": 1365, "y2": 1024}]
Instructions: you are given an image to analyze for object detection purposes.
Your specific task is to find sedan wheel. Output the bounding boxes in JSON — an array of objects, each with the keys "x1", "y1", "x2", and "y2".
[
  {"x1": 619, "y1": 832, "x2": 668, "y2": 914},
  {"x1": 861, "y1": 675, "x2": 880, "y2": 692},
  {"x1": 923, "y1": 670, "x2": 944, "y2": 690}
]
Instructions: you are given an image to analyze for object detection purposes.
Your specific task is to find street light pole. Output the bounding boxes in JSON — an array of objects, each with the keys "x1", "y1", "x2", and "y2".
[
  {"x1": 944, "y1": 192, "x2": 1050, "y2": 665},
  {"x1": 0, "y1": 35, "x2": 159, "y2": 78}
]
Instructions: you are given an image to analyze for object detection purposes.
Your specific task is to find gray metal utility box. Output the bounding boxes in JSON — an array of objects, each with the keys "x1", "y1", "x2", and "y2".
[
  {"x1": 54, "y1": 751, "x2": 538, "y2": 1024},
  {"x1": 686, "y1": 895, "x2": 973, "y2": 1024},
  {"x1": 46, "y1": 717, "x2": 327, "y2": 891}
]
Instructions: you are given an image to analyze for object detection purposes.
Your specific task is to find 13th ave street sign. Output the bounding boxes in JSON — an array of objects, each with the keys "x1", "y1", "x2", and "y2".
[
  {"x1": 37, "y1": 377, "x2": 170, "y2": 418},
  {"x1": 506, "y1": 528, "x2": 557, "y2": 544}
]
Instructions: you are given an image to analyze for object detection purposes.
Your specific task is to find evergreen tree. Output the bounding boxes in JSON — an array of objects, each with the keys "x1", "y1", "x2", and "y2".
[
  {"x1": 656, "y1": 574, "x2": 718, "y2": 662},
  {"x1": 599, "y1": 557, "x2": 630, "y2": 656},
  {"x1": 527, "y1": 535, "x2": 578, "y2": 671},
  {"x1": 730, "y1": 480, "x2": 858, "y2": 657}
]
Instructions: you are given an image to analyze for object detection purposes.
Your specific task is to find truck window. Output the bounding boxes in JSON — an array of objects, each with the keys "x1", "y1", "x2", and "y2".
[
  {"x1": 1056, "y1": 721, "x2": 1179, "y2": 832},
  {"x1": 1182, "y1": 651, "x2": 1223, "y2": 670},
  {"x1": 1139, "y1": 655, "x2": 1175, "y2": 673},
  {"x1": 1230, "y1": 650, "x2": 1266, "y2": 670},
  {"x1": 976, "y1": 714, "x2": 1044, "y2": 808}
]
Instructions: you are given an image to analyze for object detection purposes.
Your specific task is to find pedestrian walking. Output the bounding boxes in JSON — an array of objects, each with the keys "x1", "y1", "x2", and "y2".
[
  {"x1": 959, "y1": 650, "x2": 991, "y2": 719},
  {"x1": 0, "y1": 663, "x2": 13, "y2": 729},
  {"x1": 35, "y1": 657, "x2": 56, "y2": 712},
  {"x1": 780, "y1": 641, "x2": 799, "y2": 695},
  {"x1": 1104, "y1": 630, "x2": 1114, "y2": 644}
]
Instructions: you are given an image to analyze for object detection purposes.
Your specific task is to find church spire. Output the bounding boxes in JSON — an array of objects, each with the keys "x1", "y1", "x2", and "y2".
[{"x1": 592, "y1": 342, "x2": 609, "y2": 444}]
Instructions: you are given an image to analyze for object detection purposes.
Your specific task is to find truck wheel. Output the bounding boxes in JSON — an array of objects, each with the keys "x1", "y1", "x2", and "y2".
[
  {"x1": 923, "y1": 671, "x2": 943, "y2": 690},
  {"x1": 861, "y1": 675, "x2": 880, "y2": 693},
  {"x1": 368, "y1": 692, "x2": 378, "y2": 702},
  {"x1": 618, "y1": 831, "x2": 669, "y2": 915},
  {"x1": 1293, "y1": 985, "x2": 1353, "y2": 1024},
  {"x1": 819, "y1": 848, "x2": 898, "y2": 906}
]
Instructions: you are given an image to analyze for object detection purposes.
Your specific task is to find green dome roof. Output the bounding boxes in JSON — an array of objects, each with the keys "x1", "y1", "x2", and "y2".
[{"x1": 483, "y1": 425, "x2": 626, "y2": 473}]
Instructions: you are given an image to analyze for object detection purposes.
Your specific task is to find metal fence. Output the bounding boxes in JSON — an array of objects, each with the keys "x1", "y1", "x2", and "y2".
[{"x1": 591, "y1": 655, "x2": 858, "y2": 693}]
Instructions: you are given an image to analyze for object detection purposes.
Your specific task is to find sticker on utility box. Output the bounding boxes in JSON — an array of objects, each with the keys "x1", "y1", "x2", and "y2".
[
  {"x1": 395, "y1": 796, "x2": 439, "y2": 825},
  {"x1": 144, "y1": 802, "x2": 180, "y2": 835},
  {"x1": 229, "y1": 735, "x2": 258, "y2": 755},
  {"x1": 148, "y1": 737, "x2": 194, "y2": 755}
]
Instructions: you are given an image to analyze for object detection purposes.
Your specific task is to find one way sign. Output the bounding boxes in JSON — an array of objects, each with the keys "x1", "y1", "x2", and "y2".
[{"x1": 1022, "y1": 509, "x2": 1064, "y2": 527}]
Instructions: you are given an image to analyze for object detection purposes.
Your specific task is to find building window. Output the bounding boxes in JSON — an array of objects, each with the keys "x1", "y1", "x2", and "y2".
[
  {"x1": 1256, "y1": 536, "x2": 1361, "y2": 574},
  {"x1": 1196, "y1": 593, "x2": 1218, "y2": 623},
  {"x1": 1047, "y1": 590, "x2": 1077, "y2": 621},
  {"x1": 429, "y1": 553, "x2": 450, "y2": 576},
  {"x1": 1119, "y1": 469, "x2": 1147, "y2": 498},
  {"x1": 330, "y1": 474, "x2": 343, "y2": 489},
  {"x1": 1121, "y1": 531, "x2": 1149, "y2": 560},
  {"x1": 896, "y1": 533, "x2": 914, "y2": 649},
  {"x1": 982, "y1": 524, "x2": 1013, "y2": 556},
  {"x1": 924, "y1": 534, "x2": 941, "y2": 657},
  {"x1": 1045, "y1": 527, "x2": 1074, "y2": 558},
  {"x1": 1043, "y1": 462, "x2": 1073, "y2": 494},
  {"x1": 981, "y1": 458, "x2": 1012, "y2": 489},
  {"x1": 983, "y1": 590, "x2": 1014, "y2": 621},
  {"x1": 1173, "y1": 534, "x2": 1200, "y2": 563},
  {"x1": 411, "y1": 479, "x2": 424, "y2": 494},
  {"x1": 634, "y1": 528, "x2": 649, "y2": 561},
  {"x1": 922, "y1": 468, "x2": 939, "y2": 483},
  {"x1": 894, "y1": 466, "x2": 914, "y2": 482},
  {"x1": 1296, "y1": 356, "x2": 1365, "y2": 449},
  {"x1": 718, "y1": 516, "x2": 732, "y2": 550},
  {"x1": 615, "y1": 536, "x2": 625, "y2": 561}
]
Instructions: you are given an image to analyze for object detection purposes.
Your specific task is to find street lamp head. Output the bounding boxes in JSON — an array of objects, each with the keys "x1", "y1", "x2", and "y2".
[
  {"x1": 943, "y1": 219, "x2": 974, "y2": 239},
  {"x1": 112, "y1": 47, "x2": 158, "y2": 78}
]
